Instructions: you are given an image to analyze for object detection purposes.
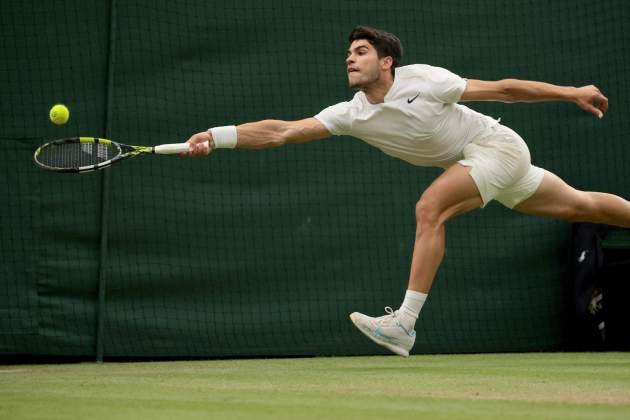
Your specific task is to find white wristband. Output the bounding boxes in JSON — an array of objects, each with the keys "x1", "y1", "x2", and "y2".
[{"x1": 209, "y1": 125, "x2": 238, "y2": 149}]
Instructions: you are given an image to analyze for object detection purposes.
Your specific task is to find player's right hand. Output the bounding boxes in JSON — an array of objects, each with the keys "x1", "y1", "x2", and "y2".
[{"x1": 184, "y1": 131, "x2": 215, "y2": 156}]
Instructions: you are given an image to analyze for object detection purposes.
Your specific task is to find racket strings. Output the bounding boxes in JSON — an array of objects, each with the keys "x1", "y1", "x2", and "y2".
[{"x1": 37, "y1": 142, "x2": 119, "y2": 169}]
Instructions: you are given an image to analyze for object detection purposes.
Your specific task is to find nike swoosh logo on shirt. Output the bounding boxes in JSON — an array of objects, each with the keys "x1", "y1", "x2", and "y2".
[{"x1": 407, "y1": 92, "x2": 421, "y2": 103}]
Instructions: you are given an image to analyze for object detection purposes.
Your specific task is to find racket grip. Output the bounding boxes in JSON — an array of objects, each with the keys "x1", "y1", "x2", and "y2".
[{"x1": 153, "y1": 143, "x2": 191, "y2": 154}]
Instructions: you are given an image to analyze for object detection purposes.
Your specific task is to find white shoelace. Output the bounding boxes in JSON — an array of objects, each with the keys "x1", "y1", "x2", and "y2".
[{"x1": 374, "y1": 306, "x2": 400, "y2": 326}]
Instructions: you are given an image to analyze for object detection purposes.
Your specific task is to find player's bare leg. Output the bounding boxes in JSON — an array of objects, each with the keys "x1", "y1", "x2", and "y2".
[
  {"x1": 513, "y1": 170, "x2": 630, "y2": 227},
  {"x1": 407, "y1": 163, "x2": 484, "y2": 293},
  {"x1": 349, "y1": 163, "x2": 483, "y2": 356}
]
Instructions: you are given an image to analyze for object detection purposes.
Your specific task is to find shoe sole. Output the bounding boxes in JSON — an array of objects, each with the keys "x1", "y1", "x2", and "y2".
[{"x1": 349, "y1": 313, "x2": 410, "y2": 357}]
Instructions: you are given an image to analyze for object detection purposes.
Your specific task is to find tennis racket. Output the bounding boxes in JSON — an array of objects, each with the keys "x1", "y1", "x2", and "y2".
[{"x1": 33, "y1": 136, "x2": 193, "y2": 173}]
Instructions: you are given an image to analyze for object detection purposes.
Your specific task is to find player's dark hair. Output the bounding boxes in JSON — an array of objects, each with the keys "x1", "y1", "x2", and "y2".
[{"x1": 348, "y1": 26, "x2": 403, "y2": 76}]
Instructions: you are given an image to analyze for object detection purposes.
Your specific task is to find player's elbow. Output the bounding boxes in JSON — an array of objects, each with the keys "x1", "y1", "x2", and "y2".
[
  {"x1": 246, "y1": 120, "x2": 308, "y2": 148},
  {"x1": 277, "y1": 122, "x2": 308, "y2": 145},
  {"x1": 258, "y1": 120, "x2": 290, "y2": 148},
  {"x1": 276, "y1": 122, "x2": 294, "y2": 146},
  {"x1": 258, "y1": 118, "x2": 325, "y2": 147},
  {"x1": 500, "y1": 79, "x2": 522, "y2": 103}
]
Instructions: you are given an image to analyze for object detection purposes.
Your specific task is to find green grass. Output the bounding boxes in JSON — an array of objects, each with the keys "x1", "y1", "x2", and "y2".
[{"x1": 1, "y1": 353, "x2": 630, "y2": 419}]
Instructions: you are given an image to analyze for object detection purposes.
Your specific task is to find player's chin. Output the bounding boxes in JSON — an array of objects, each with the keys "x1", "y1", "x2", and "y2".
[{"x1": 347, "y1": 78, "x2": 363, "y2": 90}]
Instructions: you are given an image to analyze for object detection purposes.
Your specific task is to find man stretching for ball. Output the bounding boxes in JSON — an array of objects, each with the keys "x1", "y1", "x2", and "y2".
[{"x1": 185, "y1": 26, "x2": 628, "y2": 356}]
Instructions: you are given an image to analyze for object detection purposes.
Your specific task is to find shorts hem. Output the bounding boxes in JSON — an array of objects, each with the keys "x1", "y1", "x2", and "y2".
[{"x1": 458, "y1": 160, "x2": 491, "y2": 208}]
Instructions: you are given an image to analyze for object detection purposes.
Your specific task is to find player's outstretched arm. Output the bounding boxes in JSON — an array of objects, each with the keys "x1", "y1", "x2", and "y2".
[
  {"x1": 461, "y1": 79, "x2": 608, "y2": 118},
  {"x1": 185, "y1": 118, "x2": 330, "y2": 156}
]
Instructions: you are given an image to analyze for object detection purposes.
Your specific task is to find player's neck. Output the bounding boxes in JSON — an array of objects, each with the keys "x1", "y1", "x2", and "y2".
[{"x1": 362, "y1": 74, "x2": 394, "y2": 104}]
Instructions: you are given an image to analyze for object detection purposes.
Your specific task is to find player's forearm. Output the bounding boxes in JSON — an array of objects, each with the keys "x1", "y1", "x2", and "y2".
[
  {"x1": 234, "y1": 118, "x2": 328, "y2": 149},
  {"x1": 235, "y1": 120, "x2": 288, "y2": 149},
  {"x1": 501, "y1": 79, "x2": 578, "y2": 103}
]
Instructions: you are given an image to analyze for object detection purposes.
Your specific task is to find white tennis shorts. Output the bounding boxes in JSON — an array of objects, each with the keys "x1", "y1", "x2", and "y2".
[{"x1": 458, "y1": 124, "x2": 545, "y2": 208}]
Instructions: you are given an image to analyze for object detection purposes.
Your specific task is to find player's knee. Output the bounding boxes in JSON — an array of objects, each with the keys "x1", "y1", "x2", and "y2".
[
  {"x1": 574, "y1": 193, "x2": 598, "y2": 221},
  {"x1": 415, "y1": 195, "x2": 442, "y2": 228},
  {"x1": 564, "y1": 193, "x2": 595, "y2": 222}
]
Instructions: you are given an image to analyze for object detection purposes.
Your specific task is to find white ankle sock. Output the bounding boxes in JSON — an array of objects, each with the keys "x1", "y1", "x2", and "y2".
[{"x1": 398, "y1": 290, "x2": 427, "y2": 330}]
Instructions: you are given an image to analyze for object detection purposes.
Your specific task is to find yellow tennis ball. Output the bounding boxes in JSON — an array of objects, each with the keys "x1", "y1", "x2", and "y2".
[{"x1": 49, "y1": 104, "x2": 70, "y2": 125}]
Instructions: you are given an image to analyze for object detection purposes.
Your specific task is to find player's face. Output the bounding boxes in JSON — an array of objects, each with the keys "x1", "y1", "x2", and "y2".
[{"x1": 346, "y1": 40, "x2": 381, "y2": 89}]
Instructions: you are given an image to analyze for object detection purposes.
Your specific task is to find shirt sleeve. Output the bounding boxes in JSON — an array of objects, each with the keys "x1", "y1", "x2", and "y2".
[
  {"x1": 314, "y1": 101, "x2": 352, "y2": 136},
  {"x1": 425, "y1": 65, "x2": 467, "y2": 103}
]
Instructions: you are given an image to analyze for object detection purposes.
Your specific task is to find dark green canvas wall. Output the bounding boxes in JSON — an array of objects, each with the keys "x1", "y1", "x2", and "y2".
[{"x1": 1, "y1": 0, "x2": 628, "y2": 357}]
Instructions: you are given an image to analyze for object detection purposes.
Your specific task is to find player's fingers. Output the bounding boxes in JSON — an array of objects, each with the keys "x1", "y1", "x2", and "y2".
[
  {"x1": 590, "y1": 93, "x2": 608, "y2": 117},
  {"x1": 586, "y1": 103, "x2": 604, "y2": 119},
  {"x1": 183, "y1": 133, "x2": 215, "y2": 157},
  {"x1": 599, "y1": 94, "x2": 609, "y2": 113},
  {"x1": 199, "y1": 141, "x2": 210, "y2": 155},
  {"x1": 187, "y1": 132, "x2": 210, "y2": 146},
  {"x1": 183, "y1": 133, "x2": 210, "y2": 156},
  {"x1": 190, "y1": 141, "x2": 209, "y2": 156}
]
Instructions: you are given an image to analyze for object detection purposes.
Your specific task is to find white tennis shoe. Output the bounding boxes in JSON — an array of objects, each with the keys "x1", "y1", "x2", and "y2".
[{"x1": 349, "y1": 307, "x2": 415, "y2": 357}]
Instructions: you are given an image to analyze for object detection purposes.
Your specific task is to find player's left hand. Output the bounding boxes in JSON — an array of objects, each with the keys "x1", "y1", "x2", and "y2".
[{"x1": 574, "y1": 85, "x2": 608, "y2": 119}]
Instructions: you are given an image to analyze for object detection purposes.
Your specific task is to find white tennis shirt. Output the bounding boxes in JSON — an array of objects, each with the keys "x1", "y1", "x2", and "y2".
[{"x1": 314, "y1": 64, "x2": 500, "y2": 168}]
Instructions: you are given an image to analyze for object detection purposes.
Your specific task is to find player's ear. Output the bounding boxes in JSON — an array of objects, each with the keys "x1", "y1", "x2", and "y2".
[{"x1": 381, "y1": 56, "x2": 393, "y2": 72}]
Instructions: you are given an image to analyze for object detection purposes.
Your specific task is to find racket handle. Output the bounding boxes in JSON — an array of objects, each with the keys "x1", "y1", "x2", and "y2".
[{"x1": 153, "y1": 143, "x2": 191, "y2": 154}]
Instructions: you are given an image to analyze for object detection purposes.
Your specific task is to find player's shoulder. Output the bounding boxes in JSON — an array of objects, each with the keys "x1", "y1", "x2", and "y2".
[
  {"x1": 395, "y1": 64, "x2": 447, "y2": 79},
  {"x1": 328, "y1": 91, "x2": 365, "y2": 109},
  {"x1": 317, "y1": 92, "x2": 363, "y2": 118}
]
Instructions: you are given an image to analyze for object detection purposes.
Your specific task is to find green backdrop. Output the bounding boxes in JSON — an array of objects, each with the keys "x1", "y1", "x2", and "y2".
[{"x1": 1, "y1": 0, "x2": 628, "y2": 358}]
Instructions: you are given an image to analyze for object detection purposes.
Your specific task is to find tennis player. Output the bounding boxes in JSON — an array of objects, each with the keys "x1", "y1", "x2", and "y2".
[{"x1": 186, "y1": 26, "x2": 627, "y2": 356}]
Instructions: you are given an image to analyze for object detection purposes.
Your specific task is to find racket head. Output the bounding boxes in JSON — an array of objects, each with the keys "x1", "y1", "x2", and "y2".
[{"x1": 34, "y1": 137, "x2": 125, "y2": 173}]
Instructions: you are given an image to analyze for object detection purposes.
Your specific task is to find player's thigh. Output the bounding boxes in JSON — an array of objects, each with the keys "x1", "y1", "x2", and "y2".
[
  {"x1": 512, "y1": 170, "x2": 588, "y2": 220},
  {"x1": 419, "y1": 163, "x2": 484, "y2": 222}
]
